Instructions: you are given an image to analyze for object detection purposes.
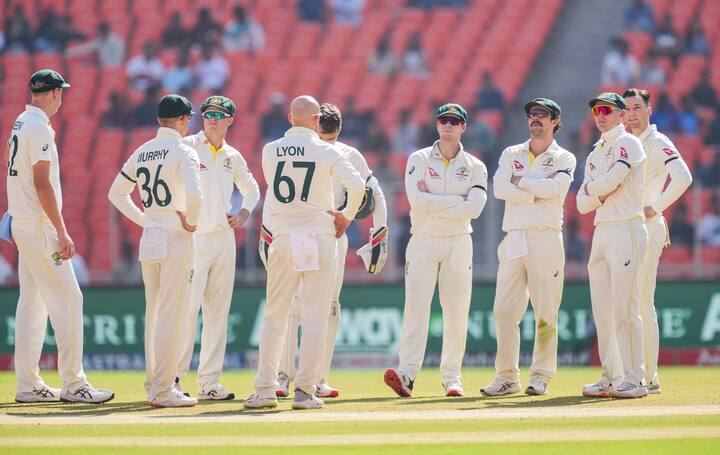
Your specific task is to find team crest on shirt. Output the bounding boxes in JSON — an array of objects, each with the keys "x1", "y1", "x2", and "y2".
[
  {"x1": 189, "y1": 269, "x2": 194, "y2": 283},
  {"x1": 427, "y1": 166, "x2": 441, "y2": 179},
  {"x1": 42, "y1": 144, "x2": 49, "y2": 151},
  {"x1": 223, "y1": 157, "x2": 232, "y2": 170},
  {"x1": 199, "y1": 162, "x2": 208, "y2": 170},
  {"x1": 541, "y1": 157, "x2": 554, "y2": 171},
  {"x1": 51, "y1": 252, "x2": 61, "y2": 266},
  {"x1": 662, "y1": 147, "x2": 676, "y2": 157},
  {"x1": 589, "y1": 162, "x2": 596, "y2": 171},
  {"x1": 456, "y1": 166, "x2": 469, "y2": 181},
  {"x1": 513, "y1": 160, "x2": 524, "y2": 170},
  {"x1": 619, "y1": 147, "x2": 628, "y2": 159}
]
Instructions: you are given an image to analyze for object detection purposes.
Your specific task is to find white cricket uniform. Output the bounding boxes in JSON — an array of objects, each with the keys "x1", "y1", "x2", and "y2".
[
  {"x1": 176, "y1": 131, "x2": 260, "y2": 390},
  {"x1": 108, "y1": 127, "x2": 202, "y2": 403},
  {"x1": 636, "y1": 124, "x2": 692, "y2": 384},
  {"x1": 7, "y1": 105, "x2": 87, "y2": 394},
  {"x1": 398, "y1": 141, "x2": 488, "y2": 385},
  {"x1": 577, "y1": 123, "x2": 648, "y2": 387},
  {"x1": 493, "y1": 139, "x2": 576, "y2": 384},
  {"x1": 279, "y1": 140, "x2": 388, "y2": 383},
  {"x1": 255, "y1": 126, "x2": 365, "y2": 396}
]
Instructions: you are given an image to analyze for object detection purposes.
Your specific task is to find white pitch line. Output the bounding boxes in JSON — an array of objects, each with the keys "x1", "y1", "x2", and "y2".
[{"x1": 1, "y1": 405, "x2": 719, "y2": 425}]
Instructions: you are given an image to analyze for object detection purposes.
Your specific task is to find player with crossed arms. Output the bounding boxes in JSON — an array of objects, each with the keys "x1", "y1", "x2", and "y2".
[
  {"x1": 243, "y1": 96, "x2": 365, "y2": 410},
  {"x1": 273, "y1": 102, "x2": 388, "y2": 399}
]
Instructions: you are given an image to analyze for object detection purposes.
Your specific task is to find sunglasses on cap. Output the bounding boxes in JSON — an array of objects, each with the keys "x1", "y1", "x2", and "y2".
[
  {"x1": 202, "y1": 110, "x2": 230, "y2": 120},
  {"x1": 527, "y1": 108, "x2": 550, "y2": 119},
  {"x1": 592, "y1": 105, "x2": 616, "y2": 117},
  {"x1": 438, "y1": 116, "x2": 463, "y2": 126}
]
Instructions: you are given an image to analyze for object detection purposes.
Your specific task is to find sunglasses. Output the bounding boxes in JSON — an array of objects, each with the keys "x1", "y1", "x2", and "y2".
[
  {"x1": 438, "y1": 116, "x2": 463, "y2": 126},
  {"x1": 527, "y1": 109, "x2": 550, "y2": 119},
  {"x1": 203, "y1": 110, "x2": 230, "y2": 120},
  {"x1": 592, "y1": 105, "x2": 616, "y2": 117}
]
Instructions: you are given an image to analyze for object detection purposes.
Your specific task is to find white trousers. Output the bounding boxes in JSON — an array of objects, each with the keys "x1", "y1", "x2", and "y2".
[
  {"x1": 254, "y1": 233, "x2": 336, "y2": 395},
  {"x1": 493, "y1": 229, "x2": 565, "y2": 383},
  {"x1": 279, "y1": 234, "x2": 346, "y2": 383},
  {"x1": 588, "y1": 219, "x2": 648, "y2": 386},
  {"x1": 638, "y1": 215, "x2": 667, "y2": 383},
  {"x1": 141, "y1": 229, "x2": 194, "y2": 402},
  {"x1": 12, "y1": 218, "x2": 87, "y2": 393},
  {"x1": 398, "y1": 234, "x2": 473, "y2": 384},
  {"x1": 177, "y1": 229, "x2": 235, "y2": 390}
]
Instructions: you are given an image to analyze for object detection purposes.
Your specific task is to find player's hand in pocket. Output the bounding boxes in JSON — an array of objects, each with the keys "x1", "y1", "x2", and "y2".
[
  {"x1": 327, "y1": 211, "x2": 352, "y2": 238},
  {"x1": 228, "y1": 208, "x2": 250, "y2": 228}
]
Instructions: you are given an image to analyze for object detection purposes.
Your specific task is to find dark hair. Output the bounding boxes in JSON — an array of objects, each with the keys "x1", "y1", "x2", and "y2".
[
  {"x1": 553, "y1": 119, "x2": 562, "y2": 134},
  {"x1": 319, "y1": 103, "x2": 342, "y2": 133},
  {"x1": 623, "y1": 88, "x2": 651, "y2": 106}
]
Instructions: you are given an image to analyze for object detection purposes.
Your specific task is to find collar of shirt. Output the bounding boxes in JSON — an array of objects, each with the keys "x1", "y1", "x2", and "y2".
[
  {"x1": 519, "y1": 139, "x2": 560, "y2": 165},
  {"x1": 198, "y1": 130, "x2": 227, "y2": 160},
  {"x1": 284, "y1": 126, "x2": 319, "y2": 138},
  {"x1": 597, "y1": 122, "x2": 625, "y2": 147},
  {"x1": 431, "y1": 140, "x2": 466, "y2": 166},
  {"x1": 24, "y1": 105, "x2": 50, "y2": 124},
  {"x1": 156, "y1": 127, "x2": 183, "y2": 139},
  {"x1": 638, "y1": 124, "x2": 657, "y2": 143}
]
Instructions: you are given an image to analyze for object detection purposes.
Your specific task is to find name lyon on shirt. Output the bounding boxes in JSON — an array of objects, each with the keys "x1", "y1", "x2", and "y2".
[{"x1": 276, "y1": 146, "x2": 304, "y2": 157}]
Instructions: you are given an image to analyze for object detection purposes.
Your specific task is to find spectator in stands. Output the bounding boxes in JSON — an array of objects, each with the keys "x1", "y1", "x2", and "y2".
[
  {"x1": 162, "y1": 11, "x2": 189, "y2": 49},
  {"x1": 640, "y1": 50, "x2": 665, "y2": 85},
  {"x1": 650, "y1": 92, "x2": 677, "y2": 133},
  {"x1": 3, "y1": 5, "x2": 34, "y2": 52},
  {"x1": 127, "y1": 42, "x2": 166, "y2": 92},
  {"x1": 601, "y1": 36, "x2": 640, "y2": 85},
  {"x1": 653, "y1": 15, "x2": 681, "y2": 62},
  {"x1": 45, "y1": 14, "x2": 86, "y2": 52},
  {"x1": 191, "y1": 7, "x2": 221, "y2": 49},
  {"x1": 462, "y1": 118, "x2": 494, "y2": 157},
  {"x1": 401, "y1": 32, "x2": 429, "y2": 78},
  {"x1": 564, "y1": 219, "x2": 587, "y2": 263},
  {"x1": 697, "y1": 196, "x2": 720, "y2": 246},
  {"x1": 162, "y1": 49, "x2": 194, "y2": 94},
  {"x1": 475, "y1": 73, "x2": 505, "y2": 111},
  {"x1": 222, "y1": 5, "x2": 265, "y2": 53},
  {"x1": 133, "y1": 85, "x2": 162, "y2": 126},
  {"x1": 102, "y1": 91, "x2": 133, "y2": 128},
  {"x1": 623, "y1": 0, "x2": 656, "y2": 33},
  {"x1": 66, "y1": 22, "x2": 125, "y2": 67},
  {"x1": 676, "y1": 95, "x2": 700, "y2": 134},
  {"x1": 670, "y1": 204, "x2": 695, "y2": 247},
  {"x1": 35, "y1": 9, "x2": 86, "y2": 52},
  {"x1": 337, "y1": 97, "x2": 367, "y2": 143},
  {"x1": 691, "y1": 70, "x2": 719, "y2": 110},
  {"x1": 684, "y1": 20, "x2": 709, "y2": 56},
  {"x1": 298, "y1": 0, "x2": 326, "y2": 22},
  {"x1": 194, "y1": 45, "x2": 230, "y2": 91},
  {"x1": 696, "y1": 148, "x2": 720, "y2": 187},
  {"x1": 369, "y1": 35, "x2": 400, "y2": 75},
  {"x1": 364, "y1": 112, "x2": 391, "y2": 156},
  {"x1": 393, "y1": 109, "x2": 420, "y2": 155},
  {"x1": 330, "y1": 0, "x2": 365, "y2": 26},
  {"x1": 261, "y1": 92, "x2": 288, "y2": 140}
]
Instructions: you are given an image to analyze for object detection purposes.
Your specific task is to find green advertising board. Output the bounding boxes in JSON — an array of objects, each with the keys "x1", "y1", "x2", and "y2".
[{"x1": 0, "y1": 282, "x2": 718, "y2": 369}]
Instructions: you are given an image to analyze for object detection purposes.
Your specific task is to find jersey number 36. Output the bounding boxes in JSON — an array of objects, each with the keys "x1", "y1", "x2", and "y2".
[{"x1": 136, "y1": 165, "x2": 172, "y2": 208}]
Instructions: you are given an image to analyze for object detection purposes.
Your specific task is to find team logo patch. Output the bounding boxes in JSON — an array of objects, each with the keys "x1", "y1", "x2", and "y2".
[
  {"x1": 224, "y1": 157, "x2": 232, "y2": 170},
  {"x1": 620, "y1": 147, "x2": 628, "y2": 159},
  {"x1": 541, "y1": 157, "x2": 554, "y2": 171},
  {"x1": 427, "y1": 166, "x2": 441, "y2": 179},
  {"x1": 51, "y1": 252, "x2": 61, "y2": 266},
  {"x1": 42, "y1": 144, "x2": 49, "y2": 151},
  {"x1": 513, "y1": 160, "x2": 524, "y2": 170},
  {"x1": 589, "y1": 162, "x2": 596, "y2": 171},
  {"x1": 662, "y1": 147, "x2": 676, "y2": 157},
  {"x1": 189, "y1": 269, "x2": 194, "y2": 283},
  {"x1": 199, "y1": 162, "x2": 208, "y2": 170},
  {"x1": 456, "y1": 166, "x2": 469, "y2": 180},
  {"x1": 408, "y1": 165, "x2": 415, "y2": 175},
  {"x1": 210, "y1": 97, "x2": 223, "y2": 104}
]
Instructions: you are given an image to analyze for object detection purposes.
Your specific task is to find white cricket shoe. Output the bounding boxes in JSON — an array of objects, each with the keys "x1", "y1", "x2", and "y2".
[
  {"x1": 292, "y1": 388, "x2": 324, "y2": 410},
  {"x1": 647, "y1": 375, "x2": 662, "y2": 394},
  {"x1": 174, "y1": 377, "x2": 190, "y2": 397},
  {"x1": 384, "y1": 368, "x2": 413, "y2": 398},
  {"x1": 610, "y1": 381, "x2": 648, "y2": 399},
  {"x1": 582, "y1": 381, "x2": 612, "y2": 398},
  {"x1": 276, "y1": 373, "x2": 290, "y2": 398},
  {"x1": 243, "y1": 391, "x2": 278, "y2": 409},
  {"x1": 444, "y1": 381, "x2": 465, "y2": 397},
  {"x1": 480, "y1": 377, "x2": 521, "y2": 397},
  {"x1": 60, "y1": 383, "x2": 115, "y2": 404},
  {"x1": 15, "y1": 384, "x2": 61, "y2": 403},
  {"x1": 525, "y1": 377, "x2": 548, "y2": 396},
  {"x1": 199, "y1": 385, "x2": 235, "y2": 400},
  {"x1": 149, "y1": 390, "x2": 197, "y2": 408},
  {"x1": 316, "y1": 382, "x2": 339, "y2": 398}
]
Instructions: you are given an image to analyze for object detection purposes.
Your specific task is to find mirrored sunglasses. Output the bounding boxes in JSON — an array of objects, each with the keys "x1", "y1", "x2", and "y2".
[
  {"x1": 203, "y1": 110, "x2": 230, "y2": 120},
  {"x1": 438, "y1": 116, "x2": 463, "y2": 126},
  {"x1": 592, "y1": 105, "x2": 616, "y2": 117}
]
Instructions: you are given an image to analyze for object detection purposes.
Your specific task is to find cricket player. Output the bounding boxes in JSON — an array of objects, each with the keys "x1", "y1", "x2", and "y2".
[
  {"x1": 6, "y1": 70, "x2": 114, "y2": 404},
  {"x1": 275, "y1": 102, "x2": 388, "y2": 399},
  {"x1": 174, "y1": 95, "x2": 260, "y2": 401},
  {"x1": 623, "y1": 88, "x2": 692, "y2": 394},
  {"x1": 384, "y1": 103, "x2": 488, "y2": 398},
  {"x1": 577, "y1": 92, "x2": 649, "y2": 399},
  {"x1": 243, "y1": 96, "x2": 365, "y2": 410},
  {"x1": 108, "y1": 94, "x2": 202, "y2": 408},
  {"x1": 482, "y1": 98, "x2": 575, "y2": 397}
]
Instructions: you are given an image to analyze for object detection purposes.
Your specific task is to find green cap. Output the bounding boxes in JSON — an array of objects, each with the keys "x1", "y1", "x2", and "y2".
[
  {"x1": 201, "y1": 95, "x2": 236, "y2": 117},
  {"x1": 588, "y1": 92, "x2": 627, "y2": 110},
  {"x1": 524, "y1": 97, "x2": 561, "y2": 118},
  {"x1": 436, "y1": 103, "x2": 467, "y2": 122},
  {"x1": 157, "y1": 94, "x2": 195, "y2": 118},
  {"x1": 29, "y1": 69, "x2": 70, "y2": 93}
]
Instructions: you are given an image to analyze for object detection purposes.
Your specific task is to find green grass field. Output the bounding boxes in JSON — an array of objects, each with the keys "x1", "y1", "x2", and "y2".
[{"x1": 1, "y1": 367, "x2": 719, "y2": 454}]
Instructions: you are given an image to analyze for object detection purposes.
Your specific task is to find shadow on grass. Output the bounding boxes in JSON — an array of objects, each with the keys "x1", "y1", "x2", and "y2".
[
  {"x1": 322, "y1": 396, "x2": 405, "y2": 405},
  {"x1": 5, "y1": 400, "x2": 154, "y2": 416},
  {"x1": 394, "y1": 395, "x2": 612, "y2": 408}
]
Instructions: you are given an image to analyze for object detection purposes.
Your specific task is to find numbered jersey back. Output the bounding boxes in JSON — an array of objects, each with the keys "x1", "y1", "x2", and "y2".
[{"x1": 261, "y1": 128, "x2": 341, "y2": 234}]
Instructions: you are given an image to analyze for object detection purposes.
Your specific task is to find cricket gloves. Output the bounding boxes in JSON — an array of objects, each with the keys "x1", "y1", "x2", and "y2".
[
  {"x1": 356, "y1": 225, "x2": 388, "y2": 274},
  {"x1": 258, "y1": 224, "x2": 273, "y2": 271}
]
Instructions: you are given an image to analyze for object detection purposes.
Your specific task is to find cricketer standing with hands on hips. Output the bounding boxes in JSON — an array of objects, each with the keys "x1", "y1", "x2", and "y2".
[
  {"x1": 623, "y1": 88, "x2": 692, "y2": 394},
  {"x1": 243, "y1": 95, "x2": 365, "y2": 410},
  {"x1": 175, "y1": 95, "x2": 260, "y2": 401},
  {"x1": 385, "y1": 103, "x2": 488, "y2": 398},
  {"x1": 108, "y1": 94, "x2": 203, "y2": 408},
  {"x1": 577, "y1": 92, "x2": 649, "y2": 399},
  {"x1": 4, "y1": 69, "x2": 114, "y2": 404},
  {"x1": 482, "y1": 98, "x2": 575, "y2": 397}
]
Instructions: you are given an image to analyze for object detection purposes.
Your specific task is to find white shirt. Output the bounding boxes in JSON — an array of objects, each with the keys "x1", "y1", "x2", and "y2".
[
  {"x1": 261, "y1": 126, "x2": 365, "y2": 235},
  {"x1": 637, "y1": 124, "x2": 692, "y2": 213},
  {"x1": 577, "y1": 123, "x2": 646, "y2": 225},
  {"x1": 494, "y1": 139, "x2": 576, "y2": 232},
  {"x1": 126, "y1": 54, "x2": 165, "y2": 91},
  {"x1": 601, "y1": 50, "x2": 640, "y2": 85},
  {"x1": 405, "y1": 141, "x2": 488, "y2": 237},
  {"x1": 108, "y1": 127, "x2": 202, "y2": 231},
  {"x1": 183, "y1": 131, "x2": 260, "y2": 234},
  {"x1": 6, "y1": 105, "x2": 62, "y2": 219},
  {"x1": 194, "y1": 55, "x2": 230, "y2": 91}
]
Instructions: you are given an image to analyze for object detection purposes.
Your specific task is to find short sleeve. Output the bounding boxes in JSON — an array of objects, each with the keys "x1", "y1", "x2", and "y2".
[{"x1": 27, "y1": 125, "x2": 53, "y2": 165}]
